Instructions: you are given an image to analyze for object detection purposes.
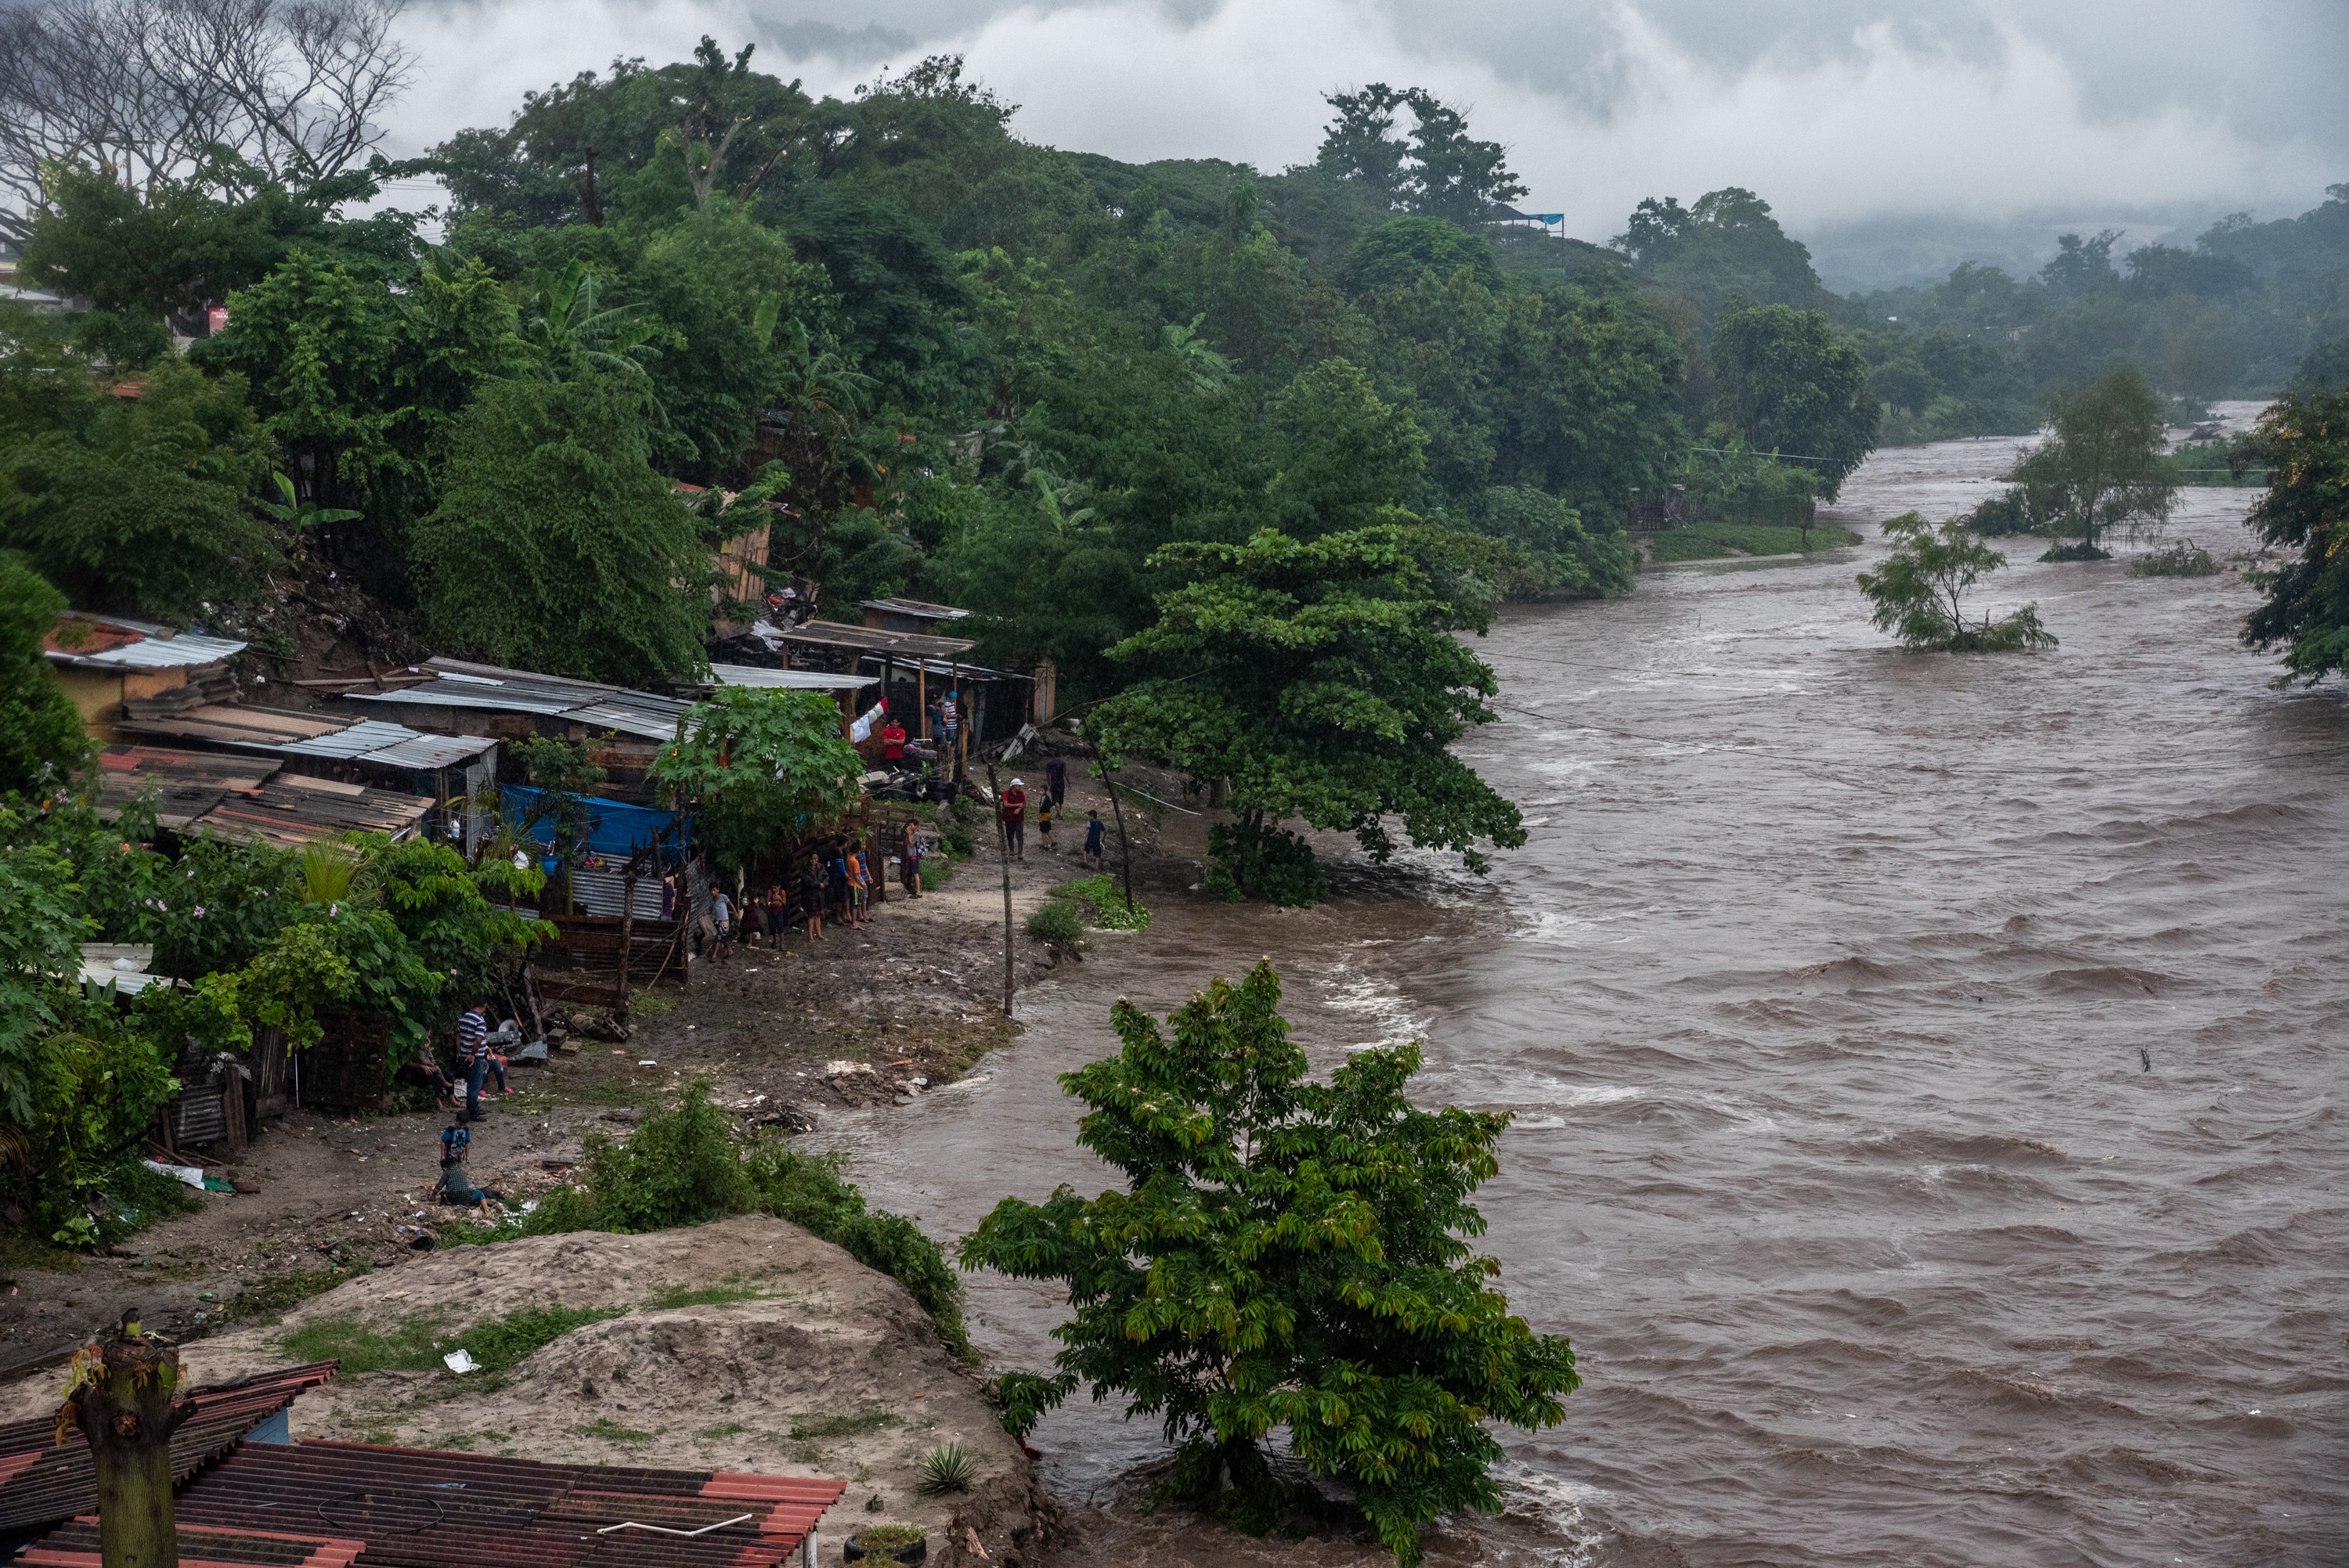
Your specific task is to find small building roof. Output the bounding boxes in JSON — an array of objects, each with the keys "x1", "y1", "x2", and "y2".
[
  {"x1": 0, "y1": 1362, "x2": 337, "y2": 1537},
  {"x1": 778, "y1": 621, "x2": 978, "y2": 661},
  {"x1": 708, "y1": 663, "x2": 876, "y2": 692},
  {"x1": 115, "y1": 703, "x2": 350, "y2": 750},
  {"x1": 346, "y1": 658, "x2": 695, "y2": 741},
  {"x1": 272, "y1": 718, "x2": 431, "y2": 760},
  {"x1": 44, "y1": 612, "x2": 246, "y2": 672},
  {"x1": 859, "y1": 596, "x2": 970, "y2": 622},
  {"x1": 358, "y1": 732, "x2": 500, "y2": 771},
  {"x1": 190, "y1": 773, "x2": 432, "y2": 847},
  {"x1": 78, "y1": 943, "x2": 168, "y2": 994},
  {"x1": 96, "y1": 744, "x2": 281, "y2": 827}
]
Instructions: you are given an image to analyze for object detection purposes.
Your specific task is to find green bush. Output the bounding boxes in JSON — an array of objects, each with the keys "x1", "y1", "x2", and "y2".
[
  {"x1": 442, "y1": 1090, "x2": 972, "y2": 1359},
  {"x1": 1206, "y1": 821, "x2": 1327, "y2": 907},
  {"x1": 1023, "y1": 900, "x2": 1085, "y2": 951},
  {"x1": 1051, "y1": 874, "x2": 1149, "y2": 931},
  {"x1": 2131, "y1": 540, "x2": 2221, "y2": 577}
]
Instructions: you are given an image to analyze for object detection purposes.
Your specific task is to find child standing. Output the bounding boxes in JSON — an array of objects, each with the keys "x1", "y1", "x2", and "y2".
[{"x1": 1037, "y1": 796, "x2": 1055, "y2": 854}]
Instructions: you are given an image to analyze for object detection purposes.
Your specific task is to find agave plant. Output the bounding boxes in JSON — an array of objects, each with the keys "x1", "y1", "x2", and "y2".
[{"x1": 914, "y1": 1440, "x2": 976, "y2": 1495}]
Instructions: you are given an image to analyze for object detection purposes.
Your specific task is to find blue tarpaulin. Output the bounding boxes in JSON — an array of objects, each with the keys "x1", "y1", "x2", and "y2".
[{"x1": 501, "y1": 786, "x2": 689, "y2": 866}]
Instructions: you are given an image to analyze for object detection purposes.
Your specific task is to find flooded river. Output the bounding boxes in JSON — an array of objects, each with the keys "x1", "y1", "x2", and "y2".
[{"x1": 828, "y1": 409, "x2": 2347, "y2": 1566}]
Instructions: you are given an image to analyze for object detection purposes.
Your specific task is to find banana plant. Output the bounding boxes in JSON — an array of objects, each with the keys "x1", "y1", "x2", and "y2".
[{"x1": 258, "y1": 471, "x2": 363, "y2": 529}]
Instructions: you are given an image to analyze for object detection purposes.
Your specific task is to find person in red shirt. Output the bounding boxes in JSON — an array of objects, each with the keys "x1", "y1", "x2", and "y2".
[
  {"x1": 881, "y1": 716, "x2": 907, "y2": 763},
  {"x1": 1001, "y1": 777, "x2": 1028, "y2": 861}
]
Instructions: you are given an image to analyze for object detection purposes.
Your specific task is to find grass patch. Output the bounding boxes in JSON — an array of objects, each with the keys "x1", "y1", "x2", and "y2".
[
  {"x1": 630, "y1": 994, "x2": 676, "y2": 1021},
  {"x1": 1644, "y1": 522, "x2": 1862, "y2": 562},
  {"x1": 1052, "y1": 874, "x2": 1149, "y2": 931},
  {"x1": 229, "y1": 1264, "x2": 370, "y2": 1325},
  {"x1": 855, "y1": 1525, "x2": 926, "y2": 1550},
  {"x1": 648, "y1": 1281, "x2": 765, "y2": 1310},
  {"x1": 282, "y1": 1303, "x2": 622, "y2": 1375},
  {"x1": 547, "y1": 1081, "x2": 659, "y2": 1108},
  {"x1": 788, "y1": 1410, "x2": 899, "y2": 1440},
  {"x1": 918, "y1": 859, "x2": 954, "y2": 891},
  {"x1": 578, "y1": 1417, "x2": 653, "y2": 1442},
  {"x1": 1023, "y1": 900, "x2": 1086, "y2": 953},
  {"x1": 0, "y1": 1232, "x2": 85, "y2": 1274},
  {"x1": 699, "y1": 1422, "x2": 750, "y2": 1440}
]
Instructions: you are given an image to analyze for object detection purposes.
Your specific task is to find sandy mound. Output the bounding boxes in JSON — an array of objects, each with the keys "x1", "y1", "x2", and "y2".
[{"x1": 2, "y1": 1216, "x2": 1052, "y2": 1566}]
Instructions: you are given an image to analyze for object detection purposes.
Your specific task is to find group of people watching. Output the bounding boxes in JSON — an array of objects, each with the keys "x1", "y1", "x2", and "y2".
[{"x1": 704, "y1": 817, "x2": 928, "y2": 957}]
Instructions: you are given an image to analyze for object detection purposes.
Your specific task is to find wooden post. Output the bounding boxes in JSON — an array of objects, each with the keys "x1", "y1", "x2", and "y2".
[
  {"x1": 982, "y1": 758, "x2": 1014, "y2": 1018},
  {"x1": 917, "y1": 663, "x2": 928, "y2": 743},
  {"x1": 62, "y1": 1309, "x2": 191, "y2": 1568},
  {"x1": 618, "y1": 851, "x2": 638, "y2": 1003},
  {"x1": 1106, "y1": 767, "x2": 1136, "y2": 917}
]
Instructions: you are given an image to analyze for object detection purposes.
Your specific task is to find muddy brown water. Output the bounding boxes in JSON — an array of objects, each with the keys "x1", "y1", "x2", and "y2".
[{"x1": 824, "y1": 408, "x2": 2347, "y2": 1566}]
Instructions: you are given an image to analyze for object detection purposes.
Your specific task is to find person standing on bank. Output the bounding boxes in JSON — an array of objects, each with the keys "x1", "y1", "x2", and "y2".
[
  {"x1": 1045, "y1": 755, "x2": 1066, "y2": 811},
  {"x1": 901, "y1": 818, "x2": 924, "y2": 898},
  {"x1": 940, "y1": 691, "x2": 961, "y2": 778},
  {"x1": 1082, "y1": 808, "x2": 1106, "y2": 872},
  {"x1": 456, "y1": 998, "x2": 491, "y2": 1122},
  {"x1": 882, "y1": 713, "x2": 907, "y2": 767},
  {"x1": 1001, "y1": 776, "x2": 1028, "y2": 861},
  {"x1": 801, "y1": 849, "x2": 828, "y2": 942}
]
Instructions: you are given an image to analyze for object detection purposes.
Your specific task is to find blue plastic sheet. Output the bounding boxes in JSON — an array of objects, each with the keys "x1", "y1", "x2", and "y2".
[{"x1": 501, "y1": 786, "x2": 689, "y2": 864}]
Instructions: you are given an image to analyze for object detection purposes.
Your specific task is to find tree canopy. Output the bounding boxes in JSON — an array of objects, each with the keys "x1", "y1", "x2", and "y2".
[
  {"x1": 961, "y1": 960, "x2": 1577, "y2": 1566},
  {"x1": 2240, "y1": 384, "x2": 2349, "y2": 684}
]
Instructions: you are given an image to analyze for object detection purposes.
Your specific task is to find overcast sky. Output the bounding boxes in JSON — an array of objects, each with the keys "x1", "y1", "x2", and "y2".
[{"x1": 386, "y1": 0, "x2": 2347, "y2": 281}]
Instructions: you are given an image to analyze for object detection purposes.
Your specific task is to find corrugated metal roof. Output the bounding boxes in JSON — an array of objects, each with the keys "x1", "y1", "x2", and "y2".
[
  {"x1": 191, "y1": 775, "x2": 432, "y2": 847},
  {"x1": 95, "y1": 744, "x2": 281, "y2": 827},
  {"x1": 708, "y1": 664, "x2": 875, "y2": 692},
  {"x1": 780, "y1": 622, "x2": 976, "y2": 659},
  {"x1": 45, "y1": 625, "x2": 247, "y2": 670},
  {"x1": 115, "y1": 705, "x2": 348, "y2": 752},
  {"x1": 272, "y1": 719, "x2": 428, "y2": 760},
  {"x1": 346, "y1": 659, "x2": 694, "y2": 740},
  {"x1": 356, "y1": 734, "x2": 499, "y2": 771},
  {"x1": 163, "y1": 1440, "x2": 843, "y2": 1566},
  {"x1": 0, "y1": 1362, "x2": 337, "y2": 1534}
]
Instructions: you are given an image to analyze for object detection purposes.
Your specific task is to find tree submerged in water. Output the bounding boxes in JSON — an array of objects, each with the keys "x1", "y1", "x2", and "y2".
[
  {"x1": 1858, "y1": 512, "x2": 2058, "y2": 651},
  {"x1": 959, "y1": 960, "x2": 1578, "y2": 1567}
]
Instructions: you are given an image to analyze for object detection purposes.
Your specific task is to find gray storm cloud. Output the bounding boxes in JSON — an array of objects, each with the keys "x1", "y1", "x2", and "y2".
[{"x1": 389, "y1": 0, "x2": 2344, "y2": 258}]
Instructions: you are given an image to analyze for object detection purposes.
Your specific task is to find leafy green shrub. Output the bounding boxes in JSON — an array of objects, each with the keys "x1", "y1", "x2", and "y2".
[
  {"x1": 918, "y1": 859, "x2": 954, "y2": 891},
  {"x1": 584, "y1": 1081, "x2": 752, "y2": 1231},
  {"x1": 438, "y1": 1104, "x2": 972, "y2": 1359},
  {"x1": 916, "y1": 1441, "x2": 976, "y2": 1494},
  {"x1": 1051, "y1": 874, "x2": 1148, "y2": 930},
  {"x1": 1023, "y1": 901, "x2": 1085, "y2": 952},
  {"x1": 2131, "y1": 540, "x2": 2221, "y2": 577},
  {"x1": 1859, "y1": 513, "x2": 2059, "y2": 652},
  {"x1": 1206, "y1": 821, "x2": 1327, "y2": 907},
  {"x1": 2037, "y1": 541, "x2": 2111, "y2": 562},
  {"x1": 962, "y1": 962, "x2": 1578, "y2": 1566}
]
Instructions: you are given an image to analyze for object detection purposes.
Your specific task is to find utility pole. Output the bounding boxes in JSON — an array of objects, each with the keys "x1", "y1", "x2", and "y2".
[
  {"x1": 981, "y1": 758, "x2": 1015, "y2": 1017},
  {"x1": 62, "y1": 1307, "x2": 190, "y2": 1568}
]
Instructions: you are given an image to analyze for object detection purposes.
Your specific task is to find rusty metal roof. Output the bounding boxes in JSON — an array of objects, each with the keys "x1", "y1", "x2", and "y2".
[
  {"x1": 345, "y1": 660, "x2": 695, "y2": 743},
  {"x1": 0, "y1": 1361, "x2": 337, "y2": 1535},
  {"x1": 189, "y1": 775, "x2": 432, "y2": 847},
  {"x1": 96, "y1": 744, "x2": 282, "y2": 827},
  {"x1": 43, "y1": 613, "x2": 247, "y2": 671},
  {"x1": 778, "y1": 621, "x2": 977, "y2": 661},
  {"x1": 159, "y1": 1440, "x2": 843, "y2": 1567}
]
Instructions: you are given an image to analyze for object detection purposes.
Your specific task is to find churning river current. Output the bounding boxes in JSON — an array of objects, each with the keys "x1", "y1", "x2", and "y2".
[{"x1": 825, "y1": 408, "x2": 2346, "y2": 1567}]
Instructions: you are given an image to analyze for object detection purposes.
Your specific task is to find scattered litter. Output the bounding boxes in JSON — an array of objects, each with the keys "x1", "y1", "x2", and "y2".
[
  {"x1": 614, "y1": 1049, "x2": 627, "y2": 1056},
  {"x1": 443, "y1": 1349, "x2": 480, "y2": 1374},
  {"x1": 141, "y1": 1159, "x2": 207, "y2": 1191},
  {"x1": 514, "y1": 1039, "x2": 549, "y2": 1063},
  {"x1": 638, "y1": 1059, "x2": 658, "y2": 1067}
]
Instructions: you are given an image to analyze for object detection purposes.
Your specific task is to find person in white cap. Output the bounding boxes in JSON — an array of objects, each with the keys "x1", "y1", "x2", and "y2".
[{"x1": 1001, "y1": 775, "x2": 1029, "y2": 861}]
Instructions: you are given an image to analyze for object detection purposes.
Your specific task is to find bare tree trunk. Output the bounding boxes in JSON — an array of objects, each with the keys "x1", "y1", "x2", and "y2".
[
  {"x1": 1106, "y1": 770, "x2": 1135, "y2": 917},
  {"x1": 62, "y1": 1309, "x2": 192, "y2": 1568}
]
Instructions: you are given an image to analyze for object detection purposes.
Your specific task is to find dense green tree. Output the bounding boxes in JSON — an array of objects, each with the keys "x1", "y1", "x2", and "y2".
[
  {"x1": 2240, "y1": 384, "x2": 2349, "y2": 683},
  {"x1": 1617, "y1": 189, "x2": 1828, "y2": 323},
  {"x1": 0, "y1": 344, "x2": 278, "y2": 615},
  {"x1": 1089, "y1": 525, "x2": 1525, "y2": 897},
  {"x1": 1707, "y1": 301, "x2": 1878, "y2": 498},
  {"x1": 2006, "y1": 366, "x2": 2176, "y2": 552},
  {"x1": 0, "y1": 556, "x2": 86, "y2": 797},
  {"x1": 1268, "y1": 359, "x2": 1427, "y2": 535},
  {"x1": 962, "y1": 960, "x2": 1577, "y2": 1566},
  {"x1": 410, "y1": 375, "x2": 710, "y2": 682},
  {"x1": 1338, "y1": 217, "x2": 1499, "y2": 296},
  {"x1": 1857, "y1": 512, "x2": 2055, "y2": 651},
  {"x1": 649, "y1": 687, "x2": 864, "y2": 869},
  {"x1": 1313, "y1": 85, "x2": 1526, "y2": 225}
]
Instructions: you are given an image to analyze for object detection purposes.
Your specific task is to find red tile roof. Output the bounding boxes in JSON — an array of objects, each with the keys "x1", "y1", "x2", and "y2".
[
  {"x1": 0, "y1": 1362, "x2": 338, "y2": 1535},
  {"x1": 168, "y1": 1441, "x2": 843, "y2": 1566}
]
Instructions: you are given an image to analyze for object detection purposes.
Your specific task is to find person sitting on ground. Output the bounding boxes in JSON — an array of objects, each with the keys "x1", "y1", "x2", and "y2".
[
  {"x1": 436, "y1": 1134, "x2": 504, "y2": 1219},
  {"x1": 1083, "y1": 808, "x2": 1106, "y2": 872},
  {"x1": 801, "y1": 849, "x2": 828, "y2": 943},
  {"x1": 408, "y1": 1039, "x2": 458, "y2": 1109}
]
